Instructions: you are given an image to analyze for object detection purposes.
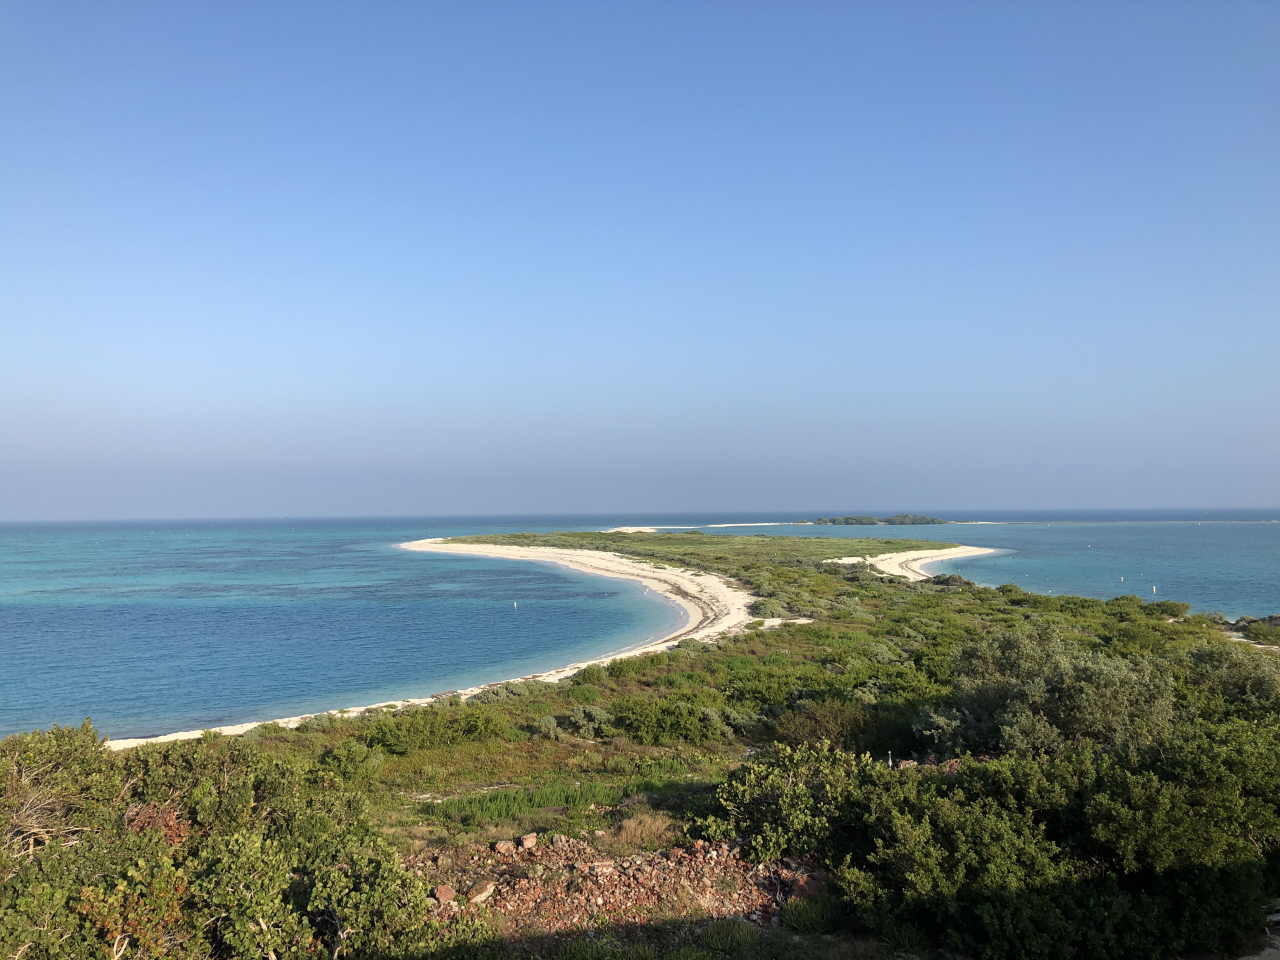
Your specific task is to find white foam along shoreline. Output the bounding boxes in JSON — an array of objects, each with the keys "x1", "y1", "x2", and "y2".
[{"x1": 106, "y1": 538, "x2": 758, "y2": 751}]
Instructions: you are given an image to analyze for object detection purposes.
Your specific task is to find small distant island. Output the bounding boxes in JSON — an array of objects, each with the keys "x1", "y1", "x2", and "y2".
[{"x1": 809, "y1": 513, "x2": 949, "y2": 526}]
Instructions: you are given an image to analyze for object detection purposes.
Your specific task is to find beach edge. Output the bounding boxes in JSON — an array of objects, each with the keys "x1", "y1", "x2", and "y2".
[{"x1": 105, "y1": 539, "x2": 758, "y2": 751}]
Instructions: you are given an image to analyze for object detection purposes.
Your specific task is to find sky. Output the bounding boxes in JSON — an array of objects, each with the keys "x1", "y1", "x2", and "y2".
[{"x1": 2, "y1": 3, "x2": 1278, "y2": 520}]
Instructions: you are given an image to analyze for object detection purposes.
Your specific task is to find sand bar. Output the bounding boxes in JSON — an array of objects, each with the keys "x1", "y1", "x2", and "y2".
[
  {"x1": 849, "y1": 545, "x2": 1001, "y2": 580},
  {"x1": 107, "y1": 539, "x2": 757, "y2": 751}
]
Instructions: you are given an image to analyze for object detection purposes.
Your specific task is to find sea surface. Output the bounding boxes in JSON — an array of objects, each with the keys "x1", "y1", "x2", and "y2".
[{"x1": 2, "y1": 511, "x2": 1277, "y2": 739}]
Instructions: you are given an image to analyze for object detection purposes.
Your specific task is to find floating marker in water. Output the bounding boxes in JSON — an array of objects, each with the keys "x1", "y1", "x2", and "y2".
[
  {"x1": 514, "y1": 602, "x2": 517, "y2": 609},
  {"x1": 1153, "y1": 586, "x2": 1156, "y2": 594}
]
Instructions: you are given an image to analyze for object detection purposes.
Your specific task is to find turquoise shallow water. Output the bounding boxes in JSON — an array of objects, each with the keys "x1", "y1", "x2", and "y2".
[
  {"x1": 695, "y1": 513, "x2": 1279, "y2": 620},
  {"x1": 0, "y1": 518, "x2": 684, "y2": 738},
  {"x1": 1, "y1": 511, "x2": 1276, "y2": 738}
]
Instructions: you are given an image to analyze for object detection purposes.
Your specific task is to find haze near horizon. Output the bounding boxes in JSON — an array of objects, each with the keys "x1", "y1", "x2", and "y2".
[{"x1": 2, "y1": 3, "x2": 1277, "y2": 520}]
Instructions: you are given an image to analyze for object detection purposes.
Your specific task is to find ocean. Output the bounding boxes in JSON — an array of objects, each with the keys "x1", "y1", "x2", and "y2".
[{"x1": 2, "y1": 511, "x2": 1277, "y2": 739}]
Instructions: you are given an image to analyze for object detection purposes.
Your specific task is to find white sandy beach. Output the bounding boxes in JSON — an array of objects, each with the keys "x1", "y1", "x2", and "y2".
[
  {"x1": 853, "y1": 545, "x2": 1001, "y2": 580},
  {"x1": 107, "y1": 538, "x2": 758, "y2": 751}
]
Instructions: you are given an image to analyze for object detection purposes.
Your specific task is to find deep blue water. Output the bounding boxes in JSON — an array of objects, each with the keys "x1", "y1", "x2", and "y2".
[{"x1": 2, "y1": 511, "x2": 1277, "y2": 739}]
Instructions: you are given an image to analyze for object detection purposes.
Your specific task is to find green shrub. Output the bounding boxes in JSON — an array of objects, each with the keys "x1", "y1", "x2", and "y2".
[
  {"x1": 319, "y1": 740, "x2": 385, "y2": 782},
  {"x1": 610, "y1": 696, "x2": 731, "y2": 745},
  {"x1": 570, "y1": 683, "x2": 602, "y2": 704},
  {"x1": 568, "y1": 705, "x2": 615, "y2": 739},
  {"x1": 571, "y1": 664, "x2": 608, "y2": 685},
  {"x1": 359, "y1": 703, "x2": 505, "y2": 755},
  {"x1": 0, "y1": 726, "x2": 484, "y2": 960},
  {"x1": 700, "y1": 917, "x2": 761, "y2": 951},
  {"x1": 534, "y1": 715, "x2": 564, "y2": 740},
  {"x1": 780, "y1": 892, "x2": 844, "y2": 934},
  {"x1": 702, "y1": 733, "x2": 1280, "y2": 959}
]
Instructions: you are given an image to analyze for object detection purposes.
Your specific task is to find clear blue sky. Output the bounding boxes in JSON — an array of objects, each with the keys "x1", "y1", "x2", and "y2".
[{"x1": 2, "y1": 3, "x2": 1277, "y2": 520}]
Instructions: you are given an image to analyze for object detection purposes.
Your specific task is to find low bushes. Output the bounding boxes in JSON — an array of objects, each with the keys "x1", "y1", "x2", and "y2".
[
  {"x1": 359, "y1": 704, "x2": 506, "y2": 755},
  {"x1": 701, "y1": 730, "x2": 1280, "y2": 959},
  {"x1": 610, "y1": 697, "x2": 731, "y2": 746}
]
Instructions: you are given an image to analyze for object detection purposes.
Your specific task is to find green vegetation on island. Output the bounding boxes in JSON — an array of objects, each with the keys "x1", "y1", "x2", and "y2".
[
  {"x1": 4, "y1": 531, "x2": 1279, "y2": 959},
  {"x1": 811, "y1": 514, "x2": 949, "y2": 525}
]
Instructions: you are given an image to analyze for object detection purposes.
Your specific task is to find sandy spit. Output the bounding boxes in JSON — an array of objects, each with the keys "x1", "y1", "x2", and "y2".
[
  {"x1": 106, "y1": 540, "x2": 758, "y2": 752},
  {"x1": 603, "y1": 522, "x2": 810, "y2": 532},
  {"x1": 845, "y1": 545, "x2": 1001, "y2": 581}
]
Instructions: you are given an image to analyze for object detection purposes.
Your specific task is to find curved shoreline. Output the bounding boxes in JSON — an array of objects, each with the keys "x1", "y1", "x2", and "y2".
[
  {"x1": 106, "y1": 540, "x2": 757, "y2": 751},
  {"x1": 398, "y1": 539, "x2": 756, "y2": 645},
  {"x1": 843, "y1": 545, "x2": 1002, "y2": 581}
]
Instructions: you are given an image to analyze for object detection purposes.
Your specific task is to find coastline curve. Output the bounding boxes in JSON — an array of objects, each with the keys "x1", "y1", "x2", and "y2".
[
  {"x1": 844, "y1": 545, "x2": 1002, "y2": 581},
  {"x1": 106, "y1": 539, "x2": 757, "y2": 751}
]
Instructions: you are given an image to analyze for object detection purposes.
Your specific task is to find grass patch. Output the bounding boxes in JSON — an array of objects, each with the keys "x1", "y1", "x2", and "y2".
[
  {"x1": 780, "y1": 892, "x2": 845, "y2": 934},
  {"x1": 429, "y1": 780, "x2": 624, "y2": 823}
]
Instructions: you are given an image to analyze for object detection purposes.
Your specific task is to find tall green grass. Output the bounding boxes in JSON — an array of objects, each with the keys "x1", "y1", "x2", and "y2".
[{"x1": 429, "y1": 780, "x2": 625, "y2": 822}]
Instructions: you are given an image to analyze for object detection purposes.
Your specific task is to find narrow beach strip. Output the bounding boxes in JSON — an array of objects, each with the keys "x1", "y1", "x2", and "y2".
[
  {"x1": 106, "y1": 538, "x2": 757, "y2": 751},
  {"x1": 857, "y1": 545, "x2": 1001, "y2": 581}
]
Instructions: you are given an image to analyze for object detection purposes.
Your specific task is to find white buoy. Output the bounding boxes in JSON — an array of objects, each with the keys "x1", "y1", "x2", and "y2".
[
  {"x1": 514, "y1": 601, "x2": 517, "y2": 609},
  {"x1": 1152, "y1": 586, "x2": 1156, "y2": 595}
]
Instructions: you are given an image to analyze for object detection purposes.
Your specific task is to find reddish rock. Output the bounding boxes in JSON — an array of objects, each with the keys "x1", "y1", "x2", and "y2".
[
  {"x1": 494, "y1": 840, "x2": 516, "y2": 855},
  {"x1": 434, "y1": 884, "x2": 456, "y2": 902},
  {"x1": 468, "y1": 880, "x2": 496, "y2": 904},
  {"x1": 791, "y1": 871, "x2": 830, "y2": 899},
  {"x1": 520, "y1": 832, "x2": 538, "y2": 850}
]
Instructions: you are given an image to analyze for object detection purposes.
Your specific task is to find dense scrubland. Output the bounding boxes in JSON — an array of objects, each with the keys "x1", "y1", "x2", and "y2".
[{"x1": 4, "y1": 532, "x2": 1279, "y2": 959}]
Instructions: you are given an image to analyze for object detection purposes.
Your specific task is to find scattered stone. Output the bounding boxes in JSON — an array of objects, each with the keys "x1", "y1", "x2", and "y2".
[
  {"x1": 593, "y1": 829, "x2": 607, "y2": 838},
  {"x1": 494, "y1": 840, "x2": 516, "y2": 855},
  {"x1": 405, "y1": 838, "x2": 808, "y2": 938},
  {"x1": 520, "y1": 832, "x2": 538, "y2": 850}
]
